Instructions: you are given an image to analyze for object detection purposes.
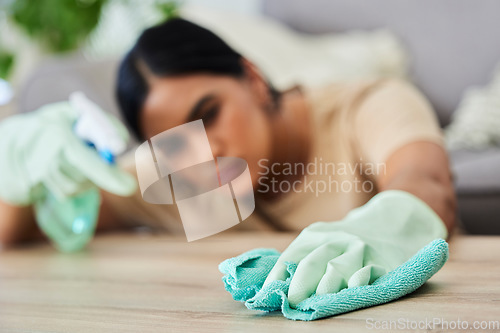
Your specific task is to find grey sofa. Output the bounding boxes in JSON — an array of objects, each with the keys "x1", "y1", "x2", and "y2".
[{"x1": 262, "y1": 0, "x2": 500, "y2": 234}]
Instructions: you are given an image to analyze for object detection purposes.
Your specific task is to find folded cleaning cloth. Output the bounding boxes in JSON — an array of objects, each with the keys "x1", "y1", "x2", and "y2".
[{"x1": 219, "y1": 239, "x2": 448, "y2": 321}]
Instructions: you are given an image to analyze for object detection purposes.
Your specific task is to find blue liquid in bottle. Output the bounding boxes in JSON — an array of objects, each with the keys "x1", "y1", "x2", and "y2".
[{"x1": 34, "y1": 186, "x2": 100, "y2": 252}]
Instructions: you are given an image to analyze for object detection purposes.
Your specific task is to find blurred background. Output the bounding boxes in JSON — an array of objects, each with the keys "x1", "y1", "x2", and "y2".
[{"x1": 0, "y1": 0, "x2": 499, "y2": 234}]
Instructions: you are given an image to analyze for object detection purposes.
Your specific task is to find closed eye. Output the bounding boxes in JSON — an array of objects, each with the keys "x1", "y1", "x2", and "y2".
[{"x1": 200, "y1": 104, "x2": 220, "y2": 127}]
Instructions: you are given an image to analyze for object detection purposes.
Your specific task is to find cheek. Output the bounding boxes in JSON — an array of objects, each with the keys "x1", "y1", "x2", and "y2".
[
  {"x1": 218, "y1": 104, "x2": 272, "y2": 186},
  {"x1": 223, "y1": 104, "x2": 269, "y2": 151}
]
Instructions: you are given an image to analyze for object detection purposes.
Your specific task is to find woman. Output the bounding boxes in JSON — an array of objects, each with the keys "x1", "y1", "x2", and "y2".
[{"x1": 0, "y1": 18, "x2": 456, "y2": 244}]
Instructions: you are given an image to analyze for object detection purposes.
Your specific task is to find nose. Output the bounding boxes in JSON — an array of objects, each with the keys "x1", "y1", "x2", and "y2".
[
  {"x1": 208, "y1": 137, "x2": 224, "y2": 158},
  {"x1": 205, "y1": 128, "x2": 226, "y2": 158}
]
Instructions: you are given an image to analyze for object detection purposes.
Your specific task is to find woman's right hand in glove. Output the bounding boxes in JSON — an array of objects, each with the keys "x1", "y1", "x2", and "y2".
[{"x1": 0, "y1": 101, "x2": 136, "y2": 207}]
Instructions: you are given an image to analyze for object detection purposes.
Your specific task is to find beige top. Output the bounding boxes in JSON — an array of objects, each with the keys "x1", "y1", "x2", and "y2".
[{"x1": 104, "y1": 78, "x2": 444, "y2": 233}]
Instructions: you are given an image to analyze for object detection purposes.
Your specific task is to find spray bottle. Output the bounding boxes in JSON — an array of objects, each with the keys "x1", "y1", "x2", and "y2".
[{"x1": 34, "y1": 92, "x2": 127, "y2": 252}]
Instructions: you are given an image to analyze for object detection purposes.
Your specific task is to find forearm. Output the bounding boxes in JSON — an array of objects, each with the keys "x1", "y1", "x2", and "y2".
[
  {"x1": 97, "y1": 191, "x2": 130, "y2": 232},
  {"x1": 0, "y1": 195, "x2": 128, "y2": 249},
  {"x1": 379, "y1": 170, "x2": 457, "y2": 235},
  {"x1": 0, "y1": 200, "x2": 41, "y2": 246},
  {"x1": 375, "y1": 141, "x2": 457, "y2": 235}
]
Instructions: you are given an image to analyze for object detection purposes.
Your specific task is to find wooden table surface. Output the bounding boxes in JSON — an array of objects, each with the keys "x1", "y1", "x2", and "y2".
[{"x1": 0, "y1": 232, "x2": 499, "y2": 332}]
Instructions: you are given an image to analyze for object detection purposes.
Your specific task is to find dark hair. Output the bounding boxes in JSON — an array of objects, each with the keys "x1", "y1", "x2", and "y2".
[{"x1": 116, "y1": 18, "x2": 280, "y2": 140}]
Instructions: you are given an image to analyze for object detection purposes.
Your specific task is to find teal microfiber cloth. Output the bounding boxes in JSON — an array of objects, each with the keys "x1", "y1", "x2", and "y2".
[{"x1": 219, "y1": 239, "x2": 448, "y2": 321}]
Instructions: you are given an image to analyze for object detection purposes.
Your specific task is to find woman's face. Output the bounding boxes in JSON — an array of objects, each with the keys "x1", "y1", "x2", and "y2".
[{"x1": 140, "y1": 67, "x2": 274, "y2": 189}]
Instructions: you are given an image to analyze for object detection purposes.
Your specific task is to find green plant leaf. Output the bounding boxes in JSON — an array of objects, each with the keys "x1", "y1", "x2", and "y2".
[
  {"x1": 10, "y1": 0, "x2": 108, "y2": 53},
  {"x1": 0, "y1": 51, "x2": 14, "y2": 79},
  {"x1": 156, "y1": 0, "x2": 180, "y2": 21}
]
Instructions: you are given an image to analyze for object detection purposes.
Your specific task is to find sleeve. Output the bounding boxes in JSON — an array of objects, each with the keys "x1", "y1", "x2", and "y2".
[
  {"x1": 101, "y1": 151, "x2": 185, "y2": 234},
  {"x1": 353, "y1": 78, "x2": 444, "y2": 168}
]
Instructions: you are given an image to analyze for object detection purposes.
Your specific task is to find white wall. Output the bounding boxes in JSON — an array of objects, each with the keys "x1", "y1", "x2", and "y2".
[{"x1": 183, "y1": 0, "x2": 263, "y2": 15}]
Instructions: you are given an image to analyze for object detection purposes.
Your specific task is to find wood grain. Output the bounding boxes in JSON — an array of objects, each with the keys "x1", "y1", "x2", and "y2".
[{"x1": 0, "y1": 232, "x2": 499, "y2": 332}]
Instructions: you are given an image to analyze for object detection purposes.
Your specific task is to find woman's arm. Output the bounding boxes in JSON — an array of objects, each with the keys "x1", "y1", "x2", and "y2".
[
  {"x1": 0, "y1": 192, "x2": 128, "y2": 247},
  {"x1": 351, "y1": 78, "x2": 457, "y2": 234},
  {"x1": 376, "y1": 141, "x2": 457, "y2": 234},
  {"x1": 0, "y1": 200, "x2": 40, "y2": 246}
]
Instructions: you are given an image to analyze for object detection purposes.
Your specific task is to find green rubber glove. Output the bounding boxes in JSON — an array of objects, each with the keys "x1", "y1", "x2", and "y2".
[
  {"x1": 263, "y1": 190, "x2": 448, "y2": 308},
  {"x1": 0, "y1": 101, "x2": 137, "y2": 206}
]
